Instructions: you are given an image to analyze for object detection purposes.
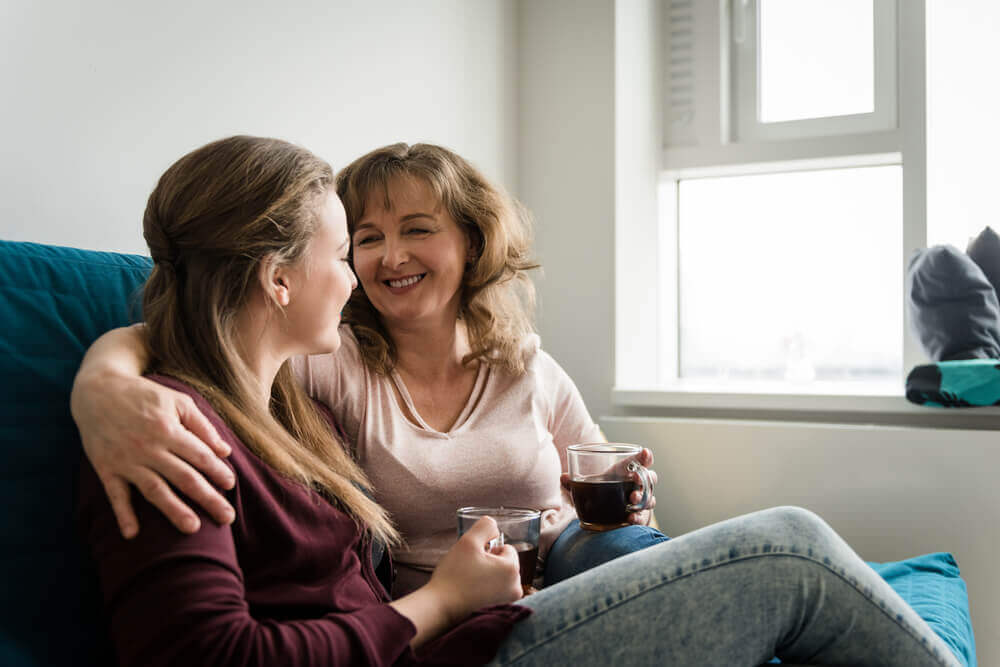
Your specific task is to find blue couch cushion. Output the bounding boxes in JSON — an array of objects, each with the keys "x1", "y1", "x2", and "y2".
[
  {"x1": 868, "y1": 553, "x2": 976, "y2": 667},
  {"x1": 0, "y1": 240, "x2": 151, "y2": 667},
  {"x1": 769, "y1": 552, "x2": 976, "y2": 666}
]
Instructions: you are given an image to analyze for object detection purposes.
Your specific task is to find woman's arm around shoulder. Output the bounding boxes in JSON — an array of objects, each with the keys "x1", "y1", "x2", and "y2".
[{"x1": 71, "y1": 324, "x2": 236, "y2": 536}]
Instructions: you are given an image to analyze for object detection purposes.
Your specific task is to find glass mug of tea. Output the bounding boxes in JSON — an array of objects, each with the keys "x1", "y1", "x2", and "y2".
[
  {"x1": 456, "y1": 506, "x2": 541, "y2": 588},
  {"x1": 567, "y1": 443, "x2": 653, "y2": 532}
]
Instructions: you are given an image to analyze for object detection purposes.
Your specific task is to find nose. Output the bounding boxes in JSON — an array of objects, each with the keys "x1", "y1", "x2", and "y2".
[
  {"x1": 381, "y1": 237, "x2": 408, "y2": 270},
  {"x1": 348, "y1": 264, "x2": 358, "y2": 290}
]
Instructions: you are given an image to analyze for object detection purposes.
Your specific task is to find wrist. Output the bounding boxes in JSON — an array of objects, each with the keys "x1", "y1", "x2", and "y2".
[
  {"x1": 71, "y1": 365, "x2": 119, "y2": 416},
  {"x1": 389, "y1": 582, "x2": 462, "y2": 649}
]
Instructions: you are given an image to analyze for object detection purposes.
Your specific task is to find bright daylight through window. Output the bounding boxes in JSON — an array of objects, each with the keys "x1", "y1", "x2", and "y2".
[
  {"x1": 636, "y1": 0, "x2": 912, "y2": 400},
  {"x1": 676, "y1": 165, "x2": 902, "y2": 386},
  {"x1": 759, "y1": 0, "x2": 874, "y2": 123}
]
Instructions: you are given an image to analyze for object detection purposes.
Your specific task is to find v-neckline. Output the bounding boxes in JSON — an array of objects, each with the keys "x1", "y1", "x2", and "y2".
[{"x1": 389, "y1": 362, "x2": 489, "y2": 436}]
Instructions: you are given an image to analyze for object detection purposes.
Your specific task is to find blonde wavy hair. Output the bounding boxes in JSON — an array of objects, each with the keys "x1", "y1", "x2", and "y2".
[
  {"x1": 142, "y1": 135, "x2": 398, "y2": 547},
  {"x1": 336, "y1": 143, "x2": 540, "y2": 375}
]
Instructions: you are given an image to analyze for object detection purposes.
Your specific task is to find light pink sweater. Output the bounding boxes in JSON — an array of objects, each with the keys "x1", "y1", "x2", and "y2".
[{"x1": 292, "y1": 326, "x2": 602, "y2": 594}]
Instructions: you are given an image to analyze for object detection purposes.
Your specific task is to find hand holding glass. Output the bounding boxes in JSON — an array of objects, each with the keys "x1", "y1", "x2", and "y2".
[
  {"x1": 456, "y1": 506, "x2": 541, "y2": 587},
  {"x1": 567, "y1": 443, "x2": 654, "y2": 532}
]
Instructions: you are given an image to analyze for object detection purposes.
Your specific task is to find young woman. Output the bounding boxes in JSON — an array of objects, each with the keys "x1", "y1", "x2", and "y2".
[
  {"x1": 78, "y1": 135, "x2": 528, "y2": 665},
  {"x1": 72, "y1": 143, "x2": 667, "y2": 592},
  {"x1": 80, "y1": 134, "x2": 960, "y2": 667}
]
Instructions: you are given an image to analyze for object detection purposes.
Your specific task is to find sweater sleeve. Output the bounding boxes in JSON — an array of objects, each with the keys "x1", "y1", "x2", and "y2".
[
  {"x1": 539, "y1": 349, "x2": 605, "y2": 461},
  {"x1": 77, "y1": 460, "x2": 417, "y2": 667}
]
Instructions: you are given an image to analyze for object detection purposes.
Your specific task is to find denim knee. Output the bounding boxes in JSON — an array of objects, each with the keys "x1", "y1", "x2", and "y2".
[
  {"x1": 762, "y1": 506, "x2": 835, "y2": 545},
  {"x1": 543, "y1": 519, "x2": 669, "y2": 587}
]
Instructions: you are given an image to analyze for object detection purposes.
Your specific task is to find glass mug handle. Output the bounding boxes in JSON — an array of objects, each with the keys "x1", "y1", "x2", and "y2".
[{"x1": 625, "y1": 460, "x2": 653, "y2": 512}]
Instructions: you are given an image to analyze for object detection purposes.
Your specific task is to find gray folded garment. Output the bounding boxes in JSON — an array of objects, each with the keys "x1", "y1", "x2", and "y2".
[
  {"x1": 906, "y1": 244, "x2": 1000, "y2": 361},
  {"x1": 967, "y1": 225, "x2": 1000, "y2": 296}
]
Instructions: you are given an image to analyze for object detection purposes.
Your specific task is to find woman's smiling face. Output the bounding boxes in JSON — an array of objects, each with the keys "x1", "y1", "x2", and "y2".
[{"x1": 351, "y1": 174, "x2": 471, "y2": 330}]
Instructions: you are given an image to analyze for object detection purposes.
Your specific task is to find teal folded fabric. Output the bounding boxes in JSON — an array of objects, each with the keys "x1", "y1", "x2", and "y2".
[{"x1": 907, "y1": 359, "x2": 1000, "y2": 407}]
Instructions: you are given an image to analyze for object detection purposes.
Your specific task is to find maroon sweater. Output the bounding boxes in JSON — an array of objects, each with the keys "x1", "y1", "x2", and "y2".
[{"x1": 78, "y1": 375, "x2": 529, "y2": 666}]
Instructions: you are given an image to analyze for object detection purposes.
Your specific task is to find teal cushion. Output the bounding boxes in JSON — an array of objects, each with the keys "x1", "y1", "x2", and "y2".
[
  {"x1": 767, "y1": 551, "x2": 975, "y2": 665},
  {"x1": 868, "y1": 553, "x2": 976, "y2": 667},
  {"x1": 0, "y1": 240, "x2": 151, "y2": 666}
]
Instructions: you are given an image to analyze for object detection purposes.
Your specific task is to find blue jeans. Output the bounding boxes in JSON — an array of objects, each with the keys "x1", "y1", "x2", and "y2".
[
  {"x1": 543, "y1": 519, "x2": 669, "y2": 586},
  {"x1": 490, "y1": 507, "x2": 959, "y2": 667}
]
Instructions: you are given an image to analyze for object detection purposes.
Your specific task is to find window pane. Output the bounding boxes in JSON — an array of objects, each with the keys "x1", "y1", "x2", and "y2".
[
  {"x1": 759, "y1": 0, "x2": 874, "y2": 123},
  {"x1": 676, "y1": 166, "x2": 902, "y2": 386}
]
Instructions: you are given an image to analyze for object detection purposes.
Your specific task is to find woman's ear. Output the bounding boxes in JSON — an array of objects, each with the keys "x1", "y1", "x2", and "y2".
[
  {"x1": 258, "y1": 255, "x2": 291, "y2": 307},
  {"x1": 465, "y1": 228, "x2": 482, "y2": 265}
]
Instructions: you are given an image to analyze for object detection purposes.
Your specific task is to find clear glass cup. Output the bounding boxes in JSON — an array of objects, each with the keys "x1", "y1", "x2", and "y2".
[
  {"x1": 567, "y1": 443, "x2": 653, "y2": 532},
  {"x1": 456, "y1": 506, "x2": 541, "y2": 586}
]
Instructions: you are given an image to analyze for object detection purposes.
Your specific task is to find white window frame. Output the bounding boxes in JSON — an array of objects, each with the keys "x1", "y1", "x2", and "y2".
[
  {"x1": 734, "y1": 0, "x2": 898, "y2": 142},
  {"x1": 611, "y1": 0, "x2": 963, "y2": 416}
]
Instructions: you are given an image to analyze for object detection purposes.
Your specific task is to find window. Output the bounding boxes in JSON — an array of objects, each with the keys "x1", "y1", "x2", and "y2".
[
  {"x1": 735, "y1": 0, "x2": 896, "y2": 140},
  {"x1": 614, "y1": 0, "x2": 925, "y2": 405},
  {"x1": 675, "y1": 166, "x2": 902, "y2": 387}
]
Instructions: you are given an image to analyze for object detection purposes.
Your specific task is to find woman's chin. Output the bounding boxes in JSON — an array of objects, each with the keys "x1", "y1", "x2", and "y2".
[{"x1": 306, "y1": 333, "x2": 342, "y2": 357}]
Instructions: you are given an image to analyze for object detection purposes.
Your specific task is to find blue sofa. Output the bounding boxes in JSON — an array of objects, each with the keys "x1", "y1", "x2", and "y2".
[{"x1": 0, "y1": 240, "x2": 978, "y2": 666}]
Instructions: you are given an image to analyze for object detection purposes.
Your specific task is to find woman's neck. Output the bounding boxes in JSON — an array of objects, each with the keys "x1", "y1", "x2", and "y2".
[
  {"x1": 387, "y1": 316, "x2": 472, "y2": 383},
  {"x1": 233, "y1": 306, "x2": 286, "y2": 412},
  {"x1": 240, "y1": 348, "x2": 283, "y2": 412}
]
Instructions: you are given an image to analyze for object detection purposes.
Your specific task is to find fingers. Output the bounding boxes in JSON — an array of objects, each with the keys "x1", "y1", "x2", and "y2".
[
  {"x1": 497, "y1": 545, "x2": 524, "y2": 599},
  {"x1": 627, "y1": 495, "x2": 657, "y2": 525},
  {"x1": 132, "y1": 468, "x2": 202, "y2": 534},
  {"x1": 628, "y1": 485, "x2": 657, "y2": 527},
  {"x1": 176, "y1": 395, "x2": 230, "y2": 459},
  {"x1": 461, "y1": 516, "x2": 500, "y2": 550},
  {"x1": 163, "y1": 419, "x2": 236, "y2": 491},
  {"x1": 102, "y1": 474, "x2": 139, "y2": 539},
  {"x1": 637, "y1": 447, "x2": 654, "y2": 466},
  {"x1": 149, "y1": 451, "x2": 236, "y2": 526},
  {"x1": 629, "y1": 489, "x2": 658, "y2": 507}
]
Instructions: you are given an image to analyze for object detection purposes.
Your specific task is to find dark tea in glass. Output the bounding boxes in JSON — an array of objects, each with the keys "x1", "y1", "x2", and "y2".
[
  {"x1": 567, "y1": 444, "x2": 653, "y2": 532},
  {"x1": 568, "y1": 476, "x2": 639, "y2": 531}
]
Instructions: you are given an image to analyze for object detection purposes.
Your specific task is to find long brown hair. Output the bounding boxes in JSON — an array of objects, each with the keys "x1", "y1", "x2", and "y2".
[
  {"x1": 336, "y1": 143, "x2": 539, "y2": 375},
  {"x1": 142, "y1": 135, "x2": 398, "y2": 546}
]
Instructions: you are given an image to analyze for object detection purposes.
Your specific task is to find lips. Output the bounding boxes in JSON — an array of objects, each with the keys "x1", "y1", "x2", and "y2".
[{"x1": 384, "y1": 273, "x2": 426, "y2": 289}]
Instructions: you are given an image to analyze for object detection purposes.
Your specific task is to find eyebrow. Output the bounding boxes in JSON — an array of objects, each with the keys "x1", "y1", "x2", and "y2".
[
  {"x1": 400, "y1": 212, "x2": 436, "y2": 222},
  {"x1": 353, "y1": 211, "x2": 436, "y2": 233}
]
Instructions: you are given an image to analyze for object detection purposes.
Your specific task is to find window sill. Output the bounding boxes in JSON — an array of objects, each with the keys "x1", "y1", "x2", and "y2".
[{"x1": 612, "y1": 381, "x2": 1000, "y2": 418}]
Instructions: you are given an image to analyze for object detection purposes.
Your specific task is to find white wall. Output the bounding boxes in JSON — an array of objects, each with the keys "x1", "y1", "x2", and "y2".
[
  {"x1": 0, "y1": 0, "x2": 517, "y2": 254},
  {"x1": 518, "y1": 0, "x2": 616, "y2": 419}
]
